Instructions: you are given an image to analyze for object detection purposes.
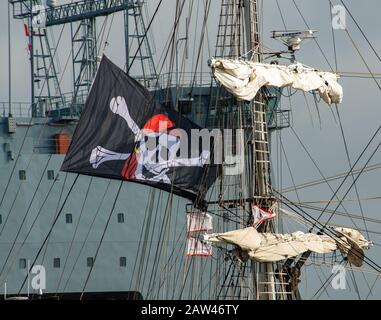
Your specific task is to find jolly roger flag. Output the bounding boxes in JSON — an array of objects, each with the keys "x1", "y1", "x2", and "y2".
[{"x1": 61, "y1": 55, "x2": 218, "y2": 201}]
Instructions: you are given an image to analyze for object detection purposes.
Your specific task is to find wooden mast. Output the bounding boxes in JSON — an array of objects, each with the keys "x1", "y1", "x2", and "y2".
[{"x1": 243, "y1": 0, "x2": 287, "y2": 300}]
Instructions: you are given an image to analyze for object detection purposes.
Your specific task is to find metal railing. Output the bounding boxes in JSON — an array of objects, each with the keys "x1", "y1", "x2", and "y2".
[
  {"x1": 158, "y1": 72, "x2": 213, "y2": 89},
  {"x1": 1, "y1": 102, "x2": 32, "y2": 118},
  {"x1": 268, "y1": 109, "x2": 291, "y2": 130},
  {"x1": 1, "y1": 89, "x2": 88, "y2": 118}
]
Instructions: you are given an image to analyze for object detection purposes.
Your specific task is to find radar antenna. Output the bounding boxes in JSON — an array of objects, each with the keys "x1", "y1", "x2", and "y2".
[{"x1": 268, "y1": 30, "x2": 317, "y2": 62}]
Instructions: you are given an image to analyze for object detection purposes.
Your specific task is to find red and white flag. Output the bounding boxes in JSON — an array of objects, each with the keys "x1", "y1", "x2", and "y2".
[
  {"x1": 186, "y1": 237, "x2": 213, "y2": 257},
  {"x1": 252, "y1": 205, "x2": 276, "y2": 227},
  {"x1": 187, "y1": 212, "x2": 213, "y2": 233},
  {"x1": 24, "y1": 23, "x2": 31, "y2": 55}
]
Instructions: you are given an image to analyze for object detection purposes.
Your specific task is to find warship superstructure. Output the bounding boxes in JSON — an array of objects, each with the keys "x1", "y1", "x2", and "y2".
[{"x1": 0, "y1": 0, "x2": 378, "y2": 300}]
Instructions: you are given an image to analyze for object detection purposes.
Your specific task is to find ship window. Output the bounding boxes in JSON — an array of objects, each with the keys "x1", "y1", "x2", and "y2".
[
  {"x1": 120, "y1": 257, "x2": 127, "y2": 267},
  {"x1": 66, "y1": 214, "x2": 73, "y2": 224},
  {"x1": 0, "y1": 215, "x2": 2, "y2": 224},
  {"x1": 117, "y1": 213, "x2": 125, "y2": 223},
  {"x1": 178, "y1": 98, "x2": 193, "y2": 115},
  {"x1": 53, "y1": 258, "x2": 60, "y2": 268},
  {"x1": 47, "y1": 170, "x2": 55, "y2": 180},
  {"x1": 195, "y1": 101, "x2": 204, "y2": 115},
  {"x1": 19, "y1": 258, "x2": 27, "y2": 269},
  {"x1": 19, "y1": 170, "x2": 26, "y2": 180},
  {"x1": 87, "y1": 257, "x2": 94, "y2": 267}
]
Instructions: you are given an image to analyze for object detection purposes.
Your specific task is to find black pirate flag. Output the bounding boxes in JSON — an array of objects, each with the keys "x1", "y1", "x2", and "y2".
[{"x1": 61, "y1": 55, "x2": 217, "y2": 201}]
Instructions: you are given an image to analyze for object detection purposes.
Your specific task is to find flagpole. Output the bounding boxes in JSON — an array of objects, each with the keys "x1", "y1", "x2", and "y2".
[
  {"x1": 29, "y1": 0, "x2": 35, "y2": 117},
  {"x1": 8, "y1": 1, "x2": 12, "y2": 117},
  {"x1": 27, "y1": 259, "x2": 30, "y2": 298}
]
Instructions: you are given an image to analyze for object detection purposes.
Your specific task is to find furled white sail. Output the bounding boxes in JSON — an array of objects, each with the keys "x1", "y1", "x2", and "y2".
[
  {"x1": 209, "y1": 58, "x2": 343, "y2": 105},
  {"x1": 204, "y1": 227, "x2": 262, "y2": 251},
  {"x1": 204, "y1": 227, "x2": 371, "y2": 266}
]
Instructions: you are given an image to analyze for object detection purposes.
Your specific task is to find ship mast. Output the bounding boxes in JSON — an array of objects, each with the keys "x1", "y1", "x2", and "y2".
[
  {"x1": 211, "y1": 0, "x2": 287, "y2": 300},
  {"x1": 245, "y1": 0, "x2": 295, "y2": 300}
]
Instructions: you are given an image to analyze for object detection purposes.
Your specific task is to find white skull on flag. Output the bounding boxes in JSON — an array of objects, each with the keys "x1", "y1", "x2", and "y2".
[{"x1": 90, "y1": 96, "x2": 210, "y2": 183}]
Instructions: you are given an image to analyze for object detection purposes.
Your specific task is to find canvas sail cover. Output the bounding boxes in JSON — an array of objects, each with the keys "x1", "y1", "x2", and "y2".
[
  {"x1": 204, "y1": 227, "x2": 262, "y2": 251},
  {"x1": 61, "y1": 55, "x2": 217, "y2": 201},
  {"x1": 209, "y1": 58, "x2": 343, "y2": 104},
  {"x1": 204, "y1": 227, "x2": 371, "y2": 267}
]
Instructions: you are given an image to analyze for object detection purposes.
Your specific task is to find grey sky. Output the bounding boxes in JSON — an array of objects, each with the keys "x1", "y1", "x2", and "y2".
[{"x1": 0, "y1": 0, "x2": 380, "y2": 299}]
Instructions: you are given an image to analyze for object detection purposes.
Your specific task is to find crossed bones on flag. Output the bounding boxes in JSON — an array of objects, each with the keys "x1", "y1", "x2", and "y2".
[{"x1": 89, "y1": 96, "x2": 210, "y2": 184}]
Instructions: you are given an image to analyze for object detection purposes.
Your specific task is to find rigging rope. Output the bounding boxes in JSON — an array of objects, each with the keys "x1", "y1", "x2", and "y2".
[
  {"x1": 291, "y1": 0, "x2": 334, "y2": 71},
  {"x1": 289, "y1": 125, "x2": 360, "y2": 229},
  {"x1": 0, "y1": 156, "x2": 53, "y2": 280},
  {"x1": 275, "y1": 0, "x2": 287, "y2": 30},
  {"x1": 275, "y1": 191, "x2": 381, "y2": 274},
  {"x1": 314, "y1": 126, "x2": 381, "y2": 228},
  {"x1": 334, "y1": 102, "x2": 370, "y2": 239},
  {"x1": 60, "y1": 179, "x2": 112, "y2": 295},
  {"x1": 290, "y1": 202, "x2": 381, "y2": 225},
  {"x1": 0, "y1": 117, "x2": 53, "y2": 239},
  {"x1": 80, "y1": 180, "x2": 124, "y2": 299},
  {"x1": 127, "y1": 0, "x2": 163, "y2": 74},
  {"x1": 55, "y1": 176, "x2": 94, "y2": 293},
  {"x1": 17, "y1": 174, "x2": 80, "y2": 295},
  {"x1": 338, "y1": 0, "x2": 381, "y2": 64},
  {"x1": 0, "y1": 172, "x2": 64, "y2": 285},
  {"x1": 282, "y1": 162, "x2": 381, "y2": 193},
  {"x1": 0, "y1": 5, "x2": 125, "y2": 288},
  {"x1": 320, "y1": 139, "x2": 381, "y2": 229}
]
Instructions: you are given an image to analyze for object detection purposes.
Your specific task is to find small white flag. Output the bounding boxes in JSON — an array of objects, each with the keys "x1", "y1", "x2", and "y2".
[
  {"x1": 252, "y1": 205, "x2": 276, "y2": 227},
  {"x1": 187, "y1": 212, "x2": 213, "y2": 233},
  {"x1": 186, "y1": 237, "x2": 213, "y2": 257}
]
